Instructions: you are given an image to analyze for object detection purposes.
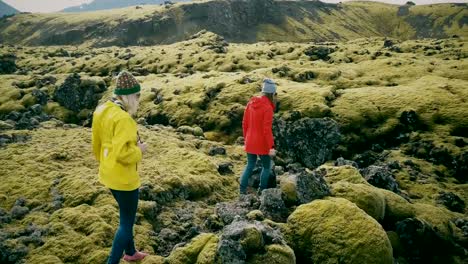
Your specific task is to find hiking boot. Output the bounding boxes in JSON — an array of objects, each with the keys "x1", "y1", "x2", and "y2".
[{"x1": 123, "y1": 251, "x2": 148, "y2": 262}]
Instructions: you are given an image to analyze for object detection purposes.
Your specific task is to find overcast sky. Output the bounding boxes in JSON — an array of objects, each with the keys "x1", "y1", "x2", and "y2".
[{"x1": 4, "y1": 0, "x2": 468, "y2": 13}]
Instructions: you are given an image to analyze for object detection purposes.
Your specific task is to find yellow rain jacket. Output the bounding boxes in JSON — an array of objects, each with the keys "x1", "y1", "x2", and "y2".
[{"x1": 92, "y1": 101, "x2": 142, "y2": 191}]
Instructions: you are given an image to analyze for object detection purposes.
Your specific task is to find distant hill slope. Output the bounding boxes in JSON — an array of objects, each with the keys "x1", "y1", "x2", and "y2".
[
  {"x1": 0, "y1": 0, "x2": 18, "y2": 17},
  {"x1": 62, "y1": 0, "x2": 191, "y2": 13},
  {"x1": 0, "y1": 0, "x2": 466, "y2": 47}
]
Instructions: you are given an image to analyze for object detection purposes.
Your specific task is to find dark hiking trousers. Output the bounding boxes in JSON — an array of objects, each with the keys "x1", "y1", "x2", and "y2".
[{"x1": 108, "y1": 188, "x2": 139, "y2": 264}]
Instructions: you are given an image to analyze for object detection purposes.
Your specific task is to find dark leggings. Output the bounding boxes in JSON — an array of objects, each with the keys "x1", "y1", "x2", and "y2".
[
  {"x1": 239, "y1": 153, "x2": 271, "y2": 194},
  {"x1": 108, "y1": 188, "x2": 139, "y2": 264}
]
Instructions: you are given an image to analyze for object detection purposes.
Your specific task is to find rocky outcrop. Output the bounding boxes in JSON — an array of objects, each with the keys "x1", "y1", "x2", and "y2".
[
  {"x1": 280, "y1": 168, "x2": 330, "y2": 206},
  {"x1": 54, "y1": 73, "x2": 106, "y2": 114},
  {"x1": 395, "y1": 218, "x2": 467, "y2": 263},
  {"x1": 2, "y1": 1, "x2": 466, "y2": 46},
  {"x1": 436, "y1": 192, "x2": 465, "y2": 213},
  {"x1": 259, "y1": 189, "x2": 288, "y2": 223},
  {"x1": 360, "y1": 165, "x2": 400, "y2": 194},
  {"x1": 273, "y1": 117, "x2": 340, "y2": 169},
  {"x1": 217, "y1": 218, "x2": 295, "y2": 264},
  {"x1": 404, "y1": 140, "x2": 468, "y2": 183},
  {"x1": 0, "y1": 53, "x2": 16, "y2": 74},
  {"x1": 215, "y1": 195, "x2": 260, "y2": 226}
]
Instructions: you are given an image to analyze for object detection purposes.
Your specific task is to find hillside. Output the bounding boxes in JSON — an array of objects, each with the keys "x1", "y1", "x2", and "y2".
[
  {"x1": 0, "y1": 0, "x2": 466, "y2": 47},
  {"x1": 0, "y1": 0, "x2": 18, "y2": 17},
  {"x1": 62, "y1": 0, "x2": 191, "y2": 13},
  {"x1": 0, "y1": 33, "x2": 467, "y2": 263}
]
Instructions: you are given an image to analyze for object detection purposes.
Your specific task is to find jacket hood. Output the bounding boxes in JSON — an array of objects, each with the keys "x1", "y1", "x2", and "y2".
[{"x1": 249, "y1": 95, "x2": 275, "y2": 110}]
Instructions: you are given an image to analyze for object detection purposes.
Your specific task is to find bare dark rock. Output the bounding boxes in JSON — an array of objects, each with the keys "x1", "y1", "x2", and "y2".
[
  {"x1": 360, "y1": 165, "x2": 400, "y2": 194},
  {"x1": 5, "y1": 111, "x2": 21, "y2": 121},
  {"x1": 334, "y1": 157, "x2": 358, "y2": 168},
  {"x1": 396, "y1": 218, "x2": 466, "y2": 263},
  {"x1": 31, "y1": 89, "x2": 49, "y2": 105},
  {"x1": 10, "y1": 206, "x2": 29, "y2": 220},
  {"x1": 209, "y1": 146, "x2": 226, "y2": 156},
  {"x1": 0, "y1": 53, "x2": 17, "y2": 74},
  {"x1": 273, "y1": 117, "x2": 340, "y2": 169},
  {"x1": 35, "y1": 75, "x2": 57, "y2": 88},
  {"x1": 54, "y1": 73, "x2": 107, "y2": 113},
  {"x1": 436, "y1": 192, "x2": 465, "y2": 213},
  {"x1": 0, "y1": 208, "x2": 11, "y2": 226},
  {"x1": 387, "y1": 160, "x2": 401, "y2": 170},
  {"x1": 218, "y1": 162, "x2": 234, "y2": 175},
  {"x1": 384, "y1": 39, "x2": 395, "y2": 48},
  {"x1": 353, "y1": 150, "x2": 381, "y2": 168},
  {"x1": 282, "y1": 168, "x2": 330, "y2": 206},
  {"x1": 259, "y1": 188, "x2": 288, "y2": 222},
  {"x1": 215, "y1": 194, "x2": 260, "y2": 225},
  {"x1": 304, "y1": 45, "x2": 335, "y2": 61}
]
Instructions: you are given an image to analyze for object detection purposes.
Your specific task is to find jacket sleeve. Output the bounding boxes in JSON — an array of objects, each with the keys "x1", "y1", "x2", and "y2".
[
  {"x1": 263, "y1": 107, "x2": 274, "y2": 150},
  {"x1": 91, "y1": 114, "x2": 101, "y2": 162},
  {"x1": 112, "y1": 117, "x2": 142, "y2": 165},
  {"x1": 242, "y1": 103, "x2": 250, "y2": 139}
]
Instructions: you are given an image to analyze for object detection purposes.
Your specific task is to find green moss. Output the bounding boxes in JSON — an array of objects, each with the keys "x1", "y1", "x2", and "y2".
[
  {"x1": 386, "y1": 231, "x2": 403, "y2": 257},
  {"x1": 246, "y1": 210, "x2": 264, "y2": 221},
  {"x1": 240, "y1": 227, "x2": 264, "y2": 253},
  {"x1": 380, "y1": 189, "x2": 415, "y2": 224},
  {"x1": 195, "y1": 235, "x2": 219, "y2": 264},
  {"x1": 248, "y1": 244, "x2": 296, "y2": 264},
  {"x1": 44, "y1": 102, "x2": 76, "y2": 123},
  {"x1": 286, "y1": 197, "x2": 393, "y2": 264},
  {"x1": 28, "y1": 255, "x2": 64, "y2": 264},
  {"x1": 280, "y1": 176, "x2": 298, "y2": 205},
  {"x1": 413, "y1": 203, "x2": 464, "y2": 239},
  {"x1": 20, "y1": 93, "x2": 37, "y2": 107},
  {"x1": 0, "y1": 100, "x2": 25, "y2": 115},
  {"x1": 331, "y1": 182, "x2": 386, "y2": 221},
  {"x1": 320, "y1": 165, "x2": 368, "y2": 185},
  {"x1": 165, "y1": 233, "x2": 218, "y2": 264}
]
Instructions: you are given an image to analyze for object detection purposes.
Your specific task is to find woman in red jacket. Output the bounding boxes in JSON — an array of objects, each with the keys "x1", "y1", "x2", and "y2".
[{"x1": 240, "y1": 78, "x2": 277, "y2": 195}]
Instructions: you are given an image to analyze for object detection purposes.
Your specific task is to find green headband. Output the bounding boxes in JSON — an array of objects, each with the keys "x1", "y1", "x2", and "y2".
[{"x1": 114, "y1": 84, "x2": 141, "y2": 95}]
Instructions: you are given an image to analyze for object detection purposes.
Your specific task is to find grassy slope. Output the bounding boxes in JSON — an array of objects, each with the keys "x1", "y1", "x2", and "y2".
[
  {"x1": 2, "y1": 34, "x2": 466, "y2": 142},
  {"x1": 0, "y1": 125, "x2": 245, "y2": 263},
  {"x1": 0, "y1": 22, "x2": 467, "y2": 264},
  {"x1": 0, "y1": 1, "x2": 466, "y2": 46}
]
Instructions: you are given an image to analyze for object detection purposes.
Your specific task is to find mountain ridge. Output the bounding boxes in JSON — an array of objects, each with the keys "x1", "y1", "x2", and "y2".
[
  {"x1": 62, "y1": 0, "x2": 191, "y2": 13},
  {"x1": 0, "y1": 0, "x2": 19, "y2": 17},
  {"x1": 0, "y1": 0, "x2": 466, "y2": 47}
]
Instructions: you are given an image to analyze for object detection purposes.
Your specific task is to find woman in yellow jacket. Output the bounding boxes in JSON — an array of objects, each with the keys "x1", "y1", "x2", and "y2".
[{"x1": 92, "y1": 71, "x2": 148, "y2": 263}]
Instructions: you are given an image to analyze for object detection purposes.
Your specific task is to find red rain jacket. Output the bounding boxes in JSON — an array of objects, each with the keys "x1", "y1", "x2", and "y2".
[{"x1": 242, "y1": 95, "x2": 275, "y2": 155}]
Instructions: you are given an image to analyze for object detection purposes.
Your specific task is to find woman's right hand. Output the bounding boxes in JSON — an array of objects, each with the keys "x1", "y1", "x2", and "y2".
[
  {"x1": 269, "y1": 149, "x2": 276, "y2": 157},
  {"x1": 138, "y1": 141, "x2": 147, "y2": 154}
]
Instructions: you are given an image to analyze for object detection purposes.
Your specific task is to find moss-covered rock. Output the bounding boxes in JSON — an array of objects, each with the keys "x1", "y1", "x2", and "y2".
[
  {"x1": 248, "y1": 244, "x2": 296, "y2": 264},
  {"x1": 278, "y1": 169, "x2": 330, "y2": 206},
  {"x1": 246, "y1": 210, "x2": 264, "y2": 221},
  {"x1": 286, "y1": 197, "x2": 393, "y2": 264},
  {"x1": 320, "y1": 165, "x2": 368, "y2": 185},
  {"x1": 386, "y1": 231, "x2": 403, "y2": 257},
  {"x1": 380, "y1": 189, "x2": 415, "y2": 225},
  {"x1": 165, "y1": 233, "x2": 218, "y2": 264},
  {"x1": 331, "y1": 182, "x2": 386, "y2": 221},
  {"x1": 240, "y1": 226, "x2": 264, "y2": 253},
  {"x1": 216, "y1": 219, "x2": 290, "y2": 264},
  {"x1": 27, "y1": 255, "x2": 64, "y2": 264},
  {"x1": 413, "y1": 203, "x2": 464, "y2": 239}
]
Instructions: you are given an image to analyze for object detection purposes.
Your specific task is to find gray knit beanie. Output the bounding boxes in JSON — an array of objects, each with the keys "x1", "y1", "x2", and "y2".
[{"x1": 262, "y1": 78, "x2": 276, "y2": 94}]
